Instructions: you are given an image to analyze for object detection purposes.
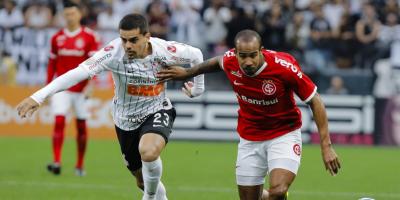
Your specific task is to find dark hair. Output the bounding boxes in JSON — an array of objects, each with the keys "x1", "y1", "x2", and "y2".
[
  {"x1": 119, "y1": 14, "x2": 149, "y2": 34},
  {"x1": 63, "y1": 0, "x2": 79, "y2": 9},
  {"x1": 234, "y1": 29, "x2": 262, "y2": 49}
]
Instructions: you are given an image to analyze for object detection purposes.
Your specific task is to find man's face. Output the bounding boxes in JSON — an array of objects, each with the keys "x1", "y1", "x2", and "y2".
[
  {"x1": 235, "y1": 39, "x2": 262, "y2": 76},
  {"x1": 63, "y1": 7, "x2": 82, "y2": 27},
  {"x1": 120, "y1": 28, "x2": 150, "y2": 59}
]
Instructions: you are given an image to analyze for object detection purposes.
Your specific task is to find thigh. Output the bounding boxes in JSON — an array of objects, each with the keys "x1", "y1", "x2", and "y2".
[
  {"x1": 267, "y1": 129, "x2": 302, "y2": 175},
  {"x1": 115, "y1": 126, "x2": 142, "y2": 171},
  {"x1": 236, "y1": 137, "x2": 269, "y2": 183},
  {"x1": 51, "y1": 91, "x2": 71, "y2": 116},
  {"x1": 71, "y1": 92, "x2": 88, "y2": 119},
  {"x1": 139, "y1": 108, "x2": 176, "y2": 143}
]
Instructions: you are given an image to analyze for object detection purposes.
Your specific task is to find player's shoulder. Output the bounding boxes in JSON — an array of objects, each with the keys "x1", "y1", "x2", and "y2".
[
  {"x1": 221, "y1": 48, "x2": 237, "y2": 67},
  {"x1": 81, "y1": 27, "x2": 97, "y2": 36},
  {"x1": 51, "y1": 29, "x2": 64, "y2": 39},
  {"x1": 265, "y1": 50, "x2": 299, "y2": 68}
]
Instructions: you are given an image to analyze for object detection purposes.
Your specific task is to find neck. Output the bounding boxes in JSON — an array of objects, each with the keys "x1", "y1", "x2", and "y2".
[{"x1": 66, "y1": 24, "x2": 80, "y2": 32}]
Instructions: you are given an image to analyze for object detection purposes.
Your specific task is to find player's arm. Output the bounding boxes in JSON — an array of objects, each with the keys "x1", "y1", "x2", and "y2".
[
  {"x1": 307, "y1": 93, "x2": 341, "y2": 176},
  {"x1": 182, "y1": 46, "x2": 205, "y2": 98},
  {"x1": 17, "y1": 67, "x2": 91, "y2": 118},
  {"x1": 46, "y1": 36, "x2": 57, "y2": 84},
  {"x1": 157, "y1": 56, "x2": 222, "y2": 81},
  {"x1": 17, "y1": 41, "x2": 115, "y2": 118}
]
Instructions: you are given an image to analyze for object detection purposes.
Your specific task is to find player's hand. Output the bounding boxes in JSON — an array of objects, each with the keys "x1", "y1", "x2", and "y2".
[
  {"x1": 16, "y1": 97, "x2": 40, "y2": 118},
  {"x1": 182, "y1": 81, "x2": 194, "y2": 98},
  {"x1": 157, "y1": 66, "x2": 189, "y2": 82},
  {"x1": 321, "y1": 146, "x2": 341, "y2": 176}
]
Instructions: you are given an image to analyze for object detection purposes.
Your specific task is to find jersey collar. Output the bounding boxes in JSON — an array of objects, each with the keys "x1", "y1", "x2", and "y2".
[{"x1": 63, "y1": 27, "x2": 82, "y2": 38}]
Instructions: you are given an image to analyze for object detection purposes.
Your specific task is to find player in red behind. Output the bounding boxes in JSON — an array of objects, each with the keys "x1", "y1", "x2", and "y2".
[
  {"x1": 46, "y1": 1, "x2": 99, "y2": 176},
  {"x1": 157, "y1": 30, "x2": 341, "y2": 200}
]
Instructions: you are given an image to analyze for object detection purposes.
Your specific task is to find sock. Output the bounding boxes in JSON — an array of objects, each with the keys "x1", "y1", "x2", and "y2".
[
  {"x1": 76, "y1": 119, "x2": 87, "y2": 169},
  {"x1": 155, "y1": 181, "x2": 167, "y2": 200},
  {"x1": 52, "y1": 115, "x2": 65, "y2": 164},
  {"x1": 142, "y1": 157, "x2": 162, "y2": 199}
]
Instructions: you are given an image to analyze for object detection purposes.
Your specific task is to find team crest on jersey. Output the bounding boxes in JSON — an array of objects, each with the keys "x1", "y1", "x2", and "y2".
[
  {"x1": 104, "y1": 45, "x2": 114, "y2": 51},
  {"x1": 56, "y1": 35, "x2": 66, "y2": 46},
  {"x1": 262, "y1": 80, "x2": 276, "y2": 95},
  {"x1": 75, "y1": 38, "x2": 84, "y2": 48},
  {"x1": 293, "y1": 144, "x2": 301, "y2": 156},
  {"x1": 167, "y1": 45, "x2": 176, "y2": 53}
]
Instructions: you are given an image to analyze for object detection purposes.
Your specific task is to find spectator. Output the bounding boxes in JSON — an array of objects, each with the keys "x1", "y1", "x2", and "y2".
[
  {"x1": 260, "y1": 2, "x2": 287, "y2": 51},
  {"x1": 97, "y1": 3, "x2": 120, "y2": 30},
  {"x1": 305, "y1": 3, "x2": 333, "y2": 72},
  {"x1": 24, "y1": 1, "x2": 53, "y2": 29},
  {"x1": 326, "y1": 76, "x2": 349, "y2": 95},
  {"x1": 0, "y1": 0, "x2": 24, "y2": 30},
  {"x1": 355, "y1": 3, "x2": 381, "y2": 70},
  {"x1": 225, "y1": 6, "x2": 256, "y2": 48},
  {"x1": 332, "y1": 11, "x2": 358, "y2": 69},
  {"x1": 169, "y1": 0, "x2": 205, "y2": 50},
  {"x1": 203, "y1": 0, "x2": 231, "y2": 52},
  {"x1": 146, "y1": 0, "x2": 170, "y2": 40},
  {"x1": 285, "y1": 11, "x2": 310, "y2": 67}
]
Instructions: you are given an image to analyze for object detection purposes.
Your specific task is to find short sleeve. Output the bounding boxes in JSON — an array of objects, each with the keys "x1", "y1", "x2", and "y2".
[
  {"x1": 165, "y1": 41, "x2": 203, "y2": 65},
  {"x1": 282, "y1": 54, "x2": 317, "y2": 102}
]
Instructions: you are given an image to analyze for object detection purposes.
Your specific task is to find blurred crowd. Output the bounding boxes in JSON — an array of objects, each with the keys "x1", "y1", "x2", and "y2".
[{"x1": 1, "y1": 0, "x2": 400, "y2": 95}]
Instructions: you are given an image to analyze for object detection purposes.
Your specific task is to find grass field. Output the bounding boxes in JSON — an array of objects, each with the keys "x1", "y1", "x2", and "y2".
[{"x1": 0, "y1": 136, "x2": 399, "y2": 200}]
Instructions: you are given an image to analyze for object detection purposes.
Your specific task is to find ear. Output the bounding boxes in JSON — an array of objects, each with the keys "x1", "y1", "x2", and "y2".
[{"x1": 144, "y1": 32, "x2": 151, "y2": 40}]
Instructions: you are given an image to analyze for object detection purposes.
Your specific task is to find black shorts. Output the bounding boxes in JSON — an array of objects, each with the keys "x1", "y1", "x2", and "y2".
[{"x1": 115, "y1": 108, "x2": 176, "y2": 171}]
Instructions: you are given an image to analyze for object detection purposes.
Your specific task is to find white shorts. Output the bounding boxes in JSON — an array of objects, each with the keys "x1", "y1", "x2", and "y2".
[
  {"x1": 50, "y1": 91, "x2": 88, "y2": 119},
  {"x1": 236, "y1": 129, "x2": 302, "y2": 185}
]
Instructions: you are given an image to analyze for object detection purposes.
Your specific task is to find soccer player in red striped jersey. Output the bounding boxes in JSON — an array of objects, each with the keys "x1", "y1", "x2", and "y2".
[
  {"x1": 46, "y1": 1, "x2": 99, "y2": 176},
  {"x1": 157, "y1": 29, "x2": 341, "y2": 200}
]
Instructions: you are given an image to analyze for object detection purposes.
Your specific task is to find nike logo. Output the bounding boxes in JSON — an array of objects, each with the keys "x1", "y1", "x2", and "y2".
[{"x1": 233, "y1": 80, "x2": 244, "y2": 86}]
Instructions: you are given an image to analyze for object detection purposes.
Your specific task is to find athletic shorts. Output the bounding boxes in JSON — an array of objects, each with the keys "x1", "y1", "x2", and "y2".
[
  {"x1": 236, "y1": 129, "x2": 302, "y2": 178},
  {"x1": 51, "y1": 91, "x2": 88, "y2": 119},
  {"x1": 115, "y1": 108, "x2": 176, "y2": 171}
]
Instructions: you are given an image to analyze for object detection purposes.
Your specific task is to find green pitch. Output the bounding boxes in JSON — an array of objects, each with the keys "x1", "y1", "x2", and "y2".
[{"x1": 0, "y1": 136, "x2": 399, "y2": 200}]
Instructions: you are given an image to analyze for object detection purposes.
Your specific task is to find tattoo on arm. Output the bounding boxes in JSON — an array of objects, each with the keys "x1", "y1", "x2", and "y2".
[{"x1": 186, "y1": 56, "x2": 222, "y2": 77}]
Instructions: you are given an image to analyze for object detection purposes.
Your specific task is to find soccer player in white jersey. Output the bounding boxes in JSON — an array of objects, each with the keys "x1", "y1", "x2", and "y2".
[{"x1": 16, "y1": 14, "x2": 205, "y2": 200}]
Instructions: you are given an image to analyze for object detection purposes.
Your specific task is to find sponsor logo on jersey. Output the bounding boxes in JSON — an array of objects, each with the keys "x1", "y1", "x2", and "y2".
[
  {"x1": 56, "y1": 35, "x2": 66, "y2": 46},
  {"x1": 293, "y1": 144, "x2": 301, "y2": 156},
  {"x1": 87, "y1": 53, "x2": 111, "y2": 70},
  {"x1": 262, "y1": 80, "x2": 276, "y2": 95},
  {"x1": 167, "y1": 45, "x2": 176, "y2": 53},
  {"x1": 236, "y1": 94, "x2": 278, "y2": 106},
  {"x1": 233, "y1": 80, "x2": 244, "y2": 86},
  {"x1": 58, "y1": 48, "x2": 85, "y2": 56},
  {"x1": 231, "y1": 70, "x2": 242, "y2": 78},
  {"x1": 171, "y1": 56, "x2": 190, "y2": 63},
  {"x1": 104, "y1": 45, "x2": 114, "y2": 51},
  {"x1": 75, "y1": 38, "x2": 84, "y2": 48},
  {"x1": 127, "y1": 83, "x2": 165, "y2": 96},
  {"x1": 274, "y1": 56, "x2": 303, "y2": 78}
]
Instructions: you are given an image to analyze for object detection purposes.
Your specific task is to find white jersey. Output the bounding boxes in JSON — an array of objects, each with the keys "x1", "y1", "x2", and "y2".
[{"x1": 32, "y1": 37, "x2": 204, "y2": 131}]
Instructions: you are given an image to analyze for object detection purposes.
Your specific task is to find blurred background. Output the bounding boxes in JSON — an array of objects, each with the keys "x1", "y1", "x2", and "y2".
[{"x1": 0, "y1": 0, "x2": 400, "y2": 199}]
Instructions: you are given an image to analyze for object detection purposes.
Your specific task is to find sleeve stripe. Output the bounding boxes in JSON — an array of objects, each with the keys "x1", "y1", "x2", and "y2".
[
  {"x1": 49, "y1": 53, "x2": 57, "y2": 59},
  {"x1": 304, "y1": 86, "x2": 317, "y2": 103}
]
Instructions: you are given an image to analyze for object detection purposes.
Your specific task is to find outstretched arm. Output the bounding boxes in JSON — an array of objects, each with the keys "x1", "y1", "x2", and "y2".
[
  {"x1": 157, "y1": 56, "x2": 223, "y2": 81},
  {"x1": 17, "y1": 67, "x2": 90, "y2": 118},
  {"x1": 308, "y1": 93, "x2": 341, "y2": 176}
]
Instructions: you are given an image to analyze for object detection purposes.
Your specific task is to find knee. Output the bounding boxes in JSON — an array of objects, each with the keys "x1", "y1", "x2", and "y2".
[
  {"x1": 139, "y1": 146, "x2": 160, "y2": 162},
  {"x1": 269, "y1": 184, "x2": 289, "y2": 199}
]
